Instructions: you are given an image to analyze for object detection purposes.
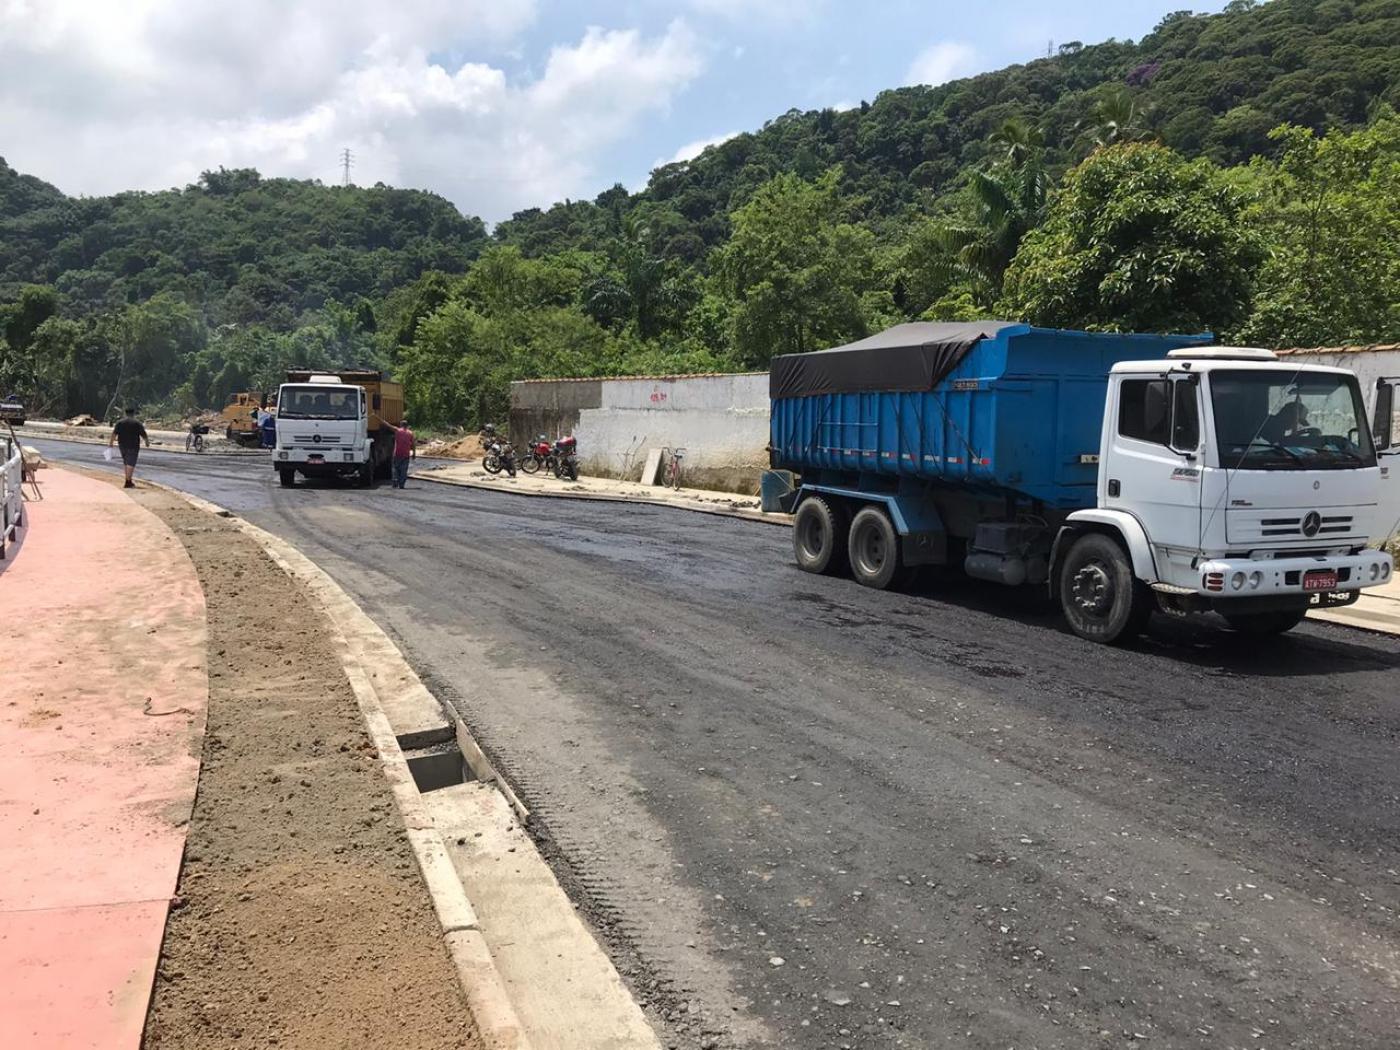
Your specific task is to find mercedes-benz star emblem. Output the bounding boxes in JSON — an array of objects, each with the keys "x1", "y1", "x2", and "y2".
[
  {"x1": 1302, "y1": 511, "x2": 1322, "y2": 537},
  {"x1": 313, "y1": 433, "x2": 322, "y2": 444}
]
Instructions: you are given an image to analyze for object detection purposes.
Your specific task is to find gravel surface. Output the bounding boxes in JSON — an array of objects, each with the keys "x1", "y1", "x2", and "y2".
[
  {"x1": 39, "y1": 440, "x2": 1400, "y2": 1050},
  {"x1": 129, "y1": 483, "x2": 479, "y2": 1050}
]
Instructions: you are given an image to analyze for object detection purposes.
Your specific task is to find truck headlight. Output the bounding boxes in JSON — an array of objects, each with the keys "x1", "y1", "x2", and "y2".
[
  {"x1": 1248, "y1": 571, "x2": 1262, "y2": 589},
  {"x1": 344, "y1": 453, "x2": 354, "y2": 462},
  {"x1": 277, "y1": 451, "x2": 289, "y2": 460},
  {"x1": 1231, "y1": 571, "x2": 1247, "y2": 590},
  {"x1": 1384, "y1": 562, "x2": 1393, "y2": 580}
]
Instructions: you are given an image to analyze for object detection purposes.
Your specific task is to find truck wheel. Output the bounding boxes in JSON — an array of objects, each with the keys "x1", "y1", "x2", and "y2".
[
  {"x1": 1223, "y1": 609, "x2": 1306, "y2": 637},
  {"x1": 1058, "y1": 533, "x2": 1151, "y2": 644},
  {"x1": 848, "y1": 506, "x2": 902, "y2": 590},
  {"x1": 792, "y1": 496, "x2": 848, "y2": 576},
  {"x1": 279, "y1": 469, "x2": 295, "y2": 488},
  {"x1": 357, "y1": 464, "x2": 373, "y2": 488}
]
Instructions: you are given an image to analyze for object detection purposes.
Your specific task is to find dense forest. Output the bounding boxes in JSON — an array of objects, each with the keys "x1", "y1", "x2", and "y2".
[{"x1": 3, "y1": 0, "x2": 1400, "y2": 427}]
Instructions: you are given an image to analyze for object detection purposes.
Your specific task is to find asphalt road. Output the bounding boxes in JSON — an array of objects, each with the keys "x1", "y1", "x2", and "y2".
[{"x1": 34, "y1": 438, "x2": 1400, "y2": 1049}]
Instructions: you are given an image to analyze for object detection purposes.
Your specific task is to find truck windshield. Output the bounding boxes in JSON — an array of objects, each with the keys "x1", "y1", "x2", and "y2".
[
  {"x1": 1210, "y1": 369, "x2": 1375, "y2": 470},
  {"x1": 278, "y1": 385, "x2": 359, "y2": 421}
]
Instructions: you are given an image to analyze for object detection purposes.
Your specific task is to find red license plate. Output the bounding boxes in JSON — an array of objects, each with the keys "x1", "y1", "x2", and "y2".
[
  {"x1": 1303, "y1": 569, "x2": 1338, "y2": 592},
  {"x1": 307, "y1": 454, "x2": 324, "y2": 463}
]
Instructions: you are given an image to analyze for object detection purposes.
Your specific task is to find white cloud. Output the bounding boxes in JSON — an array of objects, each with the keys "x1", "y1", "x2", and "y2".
[
  {"x1": 661, "y1": 130, "x2": 741, "y2": 167},
  {"x1": 0, "y1": 2, "x2": 705, "y2": 223},
  {"x1": 904, "y1": 41, "x2": 978, "y2": 87}
]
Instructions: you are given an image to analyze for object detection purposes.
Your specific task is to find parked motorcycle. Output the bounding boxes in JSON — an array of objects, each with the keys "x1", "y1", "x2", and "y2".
[
  {"x1": 552, "y1": 435, "x2": 579, "y2": 481},
  {"x1": 482, "y1": 439, "x2": 517, "y2": 477},
  {"x1": 519, "y1": 435, "x2": 555, "y2": 475}
]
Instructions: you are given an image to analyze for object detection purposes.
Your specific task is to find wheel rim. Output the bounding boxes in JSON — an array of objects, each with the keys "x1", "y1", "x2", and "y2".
[
  {"x1": 853, "y1": 521, "x2": 887, "y2": 577},
  {"x1": 1069, "y1": 560, "x2": 1114, "y2": 620}
]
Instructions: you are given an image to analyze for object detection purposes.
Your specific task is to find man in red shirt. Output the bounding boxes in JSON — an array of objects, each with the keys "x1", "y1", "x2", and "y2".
[{"x1": 388, "y1": 418, "x2": 416, "y2": 489}]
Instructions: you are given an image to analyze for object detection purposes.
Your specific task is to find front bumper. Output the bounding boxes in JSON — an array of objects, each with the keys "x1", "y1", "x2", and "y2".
[
  {"x1": 274, "y1": 448, "x2": 365, "y2": 472},
  {"x1": 1196, "y1": 551, "x2": 1393, "y2": 598}
]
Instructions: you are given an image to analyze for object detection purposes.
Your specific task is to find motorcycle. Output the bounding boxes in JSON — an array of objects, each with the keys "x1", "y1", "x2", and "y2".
[
  {"x1": 482, "y1": 440, "x2": 517, "y2": 477},
  {"x1": 552, "y1": 435, "x2": 579, "y2": 481},
  {"x1": 519, "y1": 435, "x2": 555, "y2": 475}
]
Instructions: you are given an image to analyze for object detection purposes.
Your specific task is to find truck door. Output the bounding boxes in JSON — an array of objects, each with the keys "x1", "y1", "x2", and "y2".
[
  {"x1": 1103, "y1": 374, "x2": 1204, "y2": 554},
  {"x1": 1376, "y1": 377, "x2": 1400, "y2": 534},
  {"x1": 1374, "y1": 377, "x2": 1400, "y2": 455}
]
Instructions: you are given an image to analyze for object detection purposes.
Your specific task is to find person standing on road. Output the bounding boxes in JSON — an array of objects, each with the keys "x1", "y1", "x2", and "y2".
[
  {"x1": 109, "y1": 407, "x2": 150, "y2": 489},
  {"x1": 388, "y1": 417, "x2": 416, "y2": 489}
]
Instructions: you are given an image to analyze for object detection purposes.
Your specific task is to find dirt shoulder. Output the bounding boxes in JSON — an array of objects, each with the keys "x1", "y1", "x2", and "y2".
[{"x1": 133, "y1": 485, "x2": 479, "y2": 1050}]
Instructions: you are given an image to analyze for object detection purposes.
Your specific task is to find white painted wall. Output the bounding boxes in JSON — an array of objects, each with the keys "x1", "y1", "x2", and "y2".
[
  {"x1": 1279, "y1": 349, "x2": 1400, "y2": 447},
  {"x1": 1278, "y1": 349, "x2": 1400, "y2": 411},
  {"x1": 517, "y1": 373, "x2": 771, "y2": 491}
]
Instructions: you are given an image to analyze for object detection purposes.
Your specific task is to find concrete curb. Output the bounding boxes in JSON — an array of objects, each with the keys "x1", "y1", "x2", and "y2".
[
  {"x1": 418, "y1": 469, "x2": 794, "y2": 528},
  {"x1": 142, "y1": 480, "x2": 534, "y2": 1050}
]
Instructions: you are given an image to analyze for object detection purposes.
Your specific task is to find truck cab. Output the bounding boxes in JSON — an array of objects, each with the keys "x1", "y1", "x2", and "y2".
[
  {"x1": 1062, "y1": 348, "x2": 1395, "y2": 639},
  {"x1": 274, "y1": 376, "x2": 379, "y2": 487}
]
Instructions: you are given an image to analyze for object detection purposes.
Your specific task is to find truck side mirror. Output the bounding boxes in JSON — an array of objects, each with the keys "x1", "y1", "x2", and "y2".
[{"x1": 1168, "y1": 376, "x2": 1200, "y2": 457}]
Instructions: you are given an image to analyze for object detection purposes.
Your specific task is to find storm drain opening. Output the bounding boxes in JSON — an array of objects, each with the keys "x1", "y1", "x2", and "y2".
[{"x1": 403, "y1": 741, "x2": 475, "y2": 793}]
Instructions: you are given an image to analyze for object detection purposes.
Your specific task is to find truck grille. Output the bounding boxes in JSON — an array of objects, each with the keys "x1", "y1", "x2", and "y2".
[
  {"x1": 1227, "y1": 509, "x2": 1359, "y2": 544},
  {"x1": 292, "y1": 434, "x2": 349, "y2": 447},
  {"x1": 1258, "y1": 514, "x2": 1353, "y2": 536}
]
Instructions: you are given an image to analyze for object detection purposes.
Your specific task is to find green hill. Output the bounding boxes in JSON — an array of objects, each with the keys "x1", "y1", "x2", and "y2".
[{"x1": 497, "y1": 0, "x2": 1400, "y2": 257}]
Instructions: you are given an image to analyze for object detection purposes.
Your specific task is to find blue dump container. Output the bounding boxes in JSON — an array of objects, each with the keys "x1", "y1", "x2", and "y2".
[{"x1": 770, "y1": 322, "x2": 1210, "y2": 510}]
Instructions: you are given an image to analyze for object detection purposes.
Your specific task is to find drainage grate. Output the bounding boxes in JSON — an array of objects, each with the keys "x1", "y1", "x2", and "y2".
[{"x1": 403, "y1": 742, "x2": 475, "y2": 793}]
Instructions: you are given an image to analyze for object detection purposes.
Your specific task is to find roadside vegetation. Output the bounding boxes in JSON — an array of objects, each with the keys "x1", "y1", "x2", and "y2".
[{"x1": 3, "y1": 0, "x2": 1400, "y2": 429}]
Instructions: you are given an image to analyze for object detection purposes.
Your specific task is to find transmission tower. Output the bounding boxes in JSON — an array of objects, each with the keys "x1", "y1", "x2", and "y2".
[{"x1": 340, "y1": 148, "x2": 354, "y2": 186}]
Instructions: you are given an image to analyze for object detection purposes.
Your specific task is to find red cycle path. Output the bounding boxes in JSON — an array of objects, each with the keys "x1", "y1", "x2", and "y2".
[{"x1": 0, "y1": 469, "x2": 207, "y2": 1049}]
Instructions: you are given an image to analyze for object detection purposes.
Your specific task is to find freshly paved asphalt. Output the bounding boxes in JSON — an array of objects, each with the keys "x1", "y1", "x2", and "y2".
[{"x1": 34, "y1": 438, "x2": 1400, "y2": 1049}]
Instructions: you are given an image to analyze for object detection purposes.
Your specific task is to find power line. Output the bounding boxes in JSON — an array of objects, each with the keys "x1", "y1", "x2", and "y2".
[{"x1": 340, "y1": 147, "x2": 354, "y2": 187}]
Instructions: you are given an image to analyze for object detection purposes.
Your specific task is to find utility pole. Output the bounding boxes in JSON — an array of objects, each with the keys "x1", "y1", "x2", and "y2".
[{"x1": 340, "y1": 147, "x2": 354, "y2": 187}]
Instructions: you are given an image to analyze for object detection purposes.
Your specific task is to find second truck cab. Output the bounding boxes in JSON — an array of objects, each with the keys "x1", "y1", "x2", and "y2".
[{"x1": 273, "y1": 370, "x2": 403, "y2": 488}]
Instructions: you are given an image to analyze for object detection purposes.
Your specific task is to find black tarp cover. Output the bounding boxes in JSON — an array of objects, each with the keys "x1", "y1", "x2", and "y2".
[{"x1": 769, "y1": 321, "x2": 1023, "y2": 398}]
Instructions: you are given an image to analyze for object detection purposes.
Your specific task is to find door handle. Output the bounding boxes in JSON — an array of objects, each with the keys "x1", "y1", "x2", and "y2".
[{"x1": 1108, "y1": 479, "x2": 1121, "y2": 497}]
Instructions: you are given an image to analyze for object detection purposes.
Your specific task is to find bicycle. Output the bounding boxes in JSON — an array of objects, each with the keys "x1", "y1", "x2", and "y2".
[
  {"x1": 185, "y1": 423, "x2": 209, "y2": 453},
  {"x1": 662, "y1": 446, "x2": 686, "y2": 490}
]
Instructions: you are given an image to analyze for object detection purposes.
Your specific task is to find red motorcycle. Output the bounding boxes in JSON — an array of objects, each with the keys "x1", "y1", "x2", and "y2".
[
  {"x1": 520, "y1": 435, "x2": 555, "y2": 475},
  {"x1": 552, "y1": 436, "x2": 579, "y2": 481}
]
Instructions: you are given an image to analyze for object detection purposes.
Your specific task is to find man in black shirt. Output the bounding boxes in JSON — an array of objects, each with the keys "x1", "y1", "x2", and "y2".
[{"x1": 109, "y1": 407, "x2": 150, "y2": 488}]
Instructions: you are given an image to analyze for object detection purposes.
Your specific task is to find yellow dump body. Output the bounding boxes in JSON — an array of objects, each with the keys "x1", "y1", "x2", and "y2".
[
  {"x1": 284, "y1": 370, "x2": 404, "y2": 431},
  {"x1": 220, "y1": 391, "x2": 266, "y2": 435}
]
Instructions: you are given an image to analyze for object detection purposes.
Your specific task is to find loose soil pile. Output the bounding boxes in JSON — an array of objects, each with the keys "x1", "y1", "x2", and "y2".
[
  {"x1": 135, "y1": 487, "x2": 480, "y2": 1050},
  {"x1": 420, "y1": 433, "x2": 487, "y2": 461}
]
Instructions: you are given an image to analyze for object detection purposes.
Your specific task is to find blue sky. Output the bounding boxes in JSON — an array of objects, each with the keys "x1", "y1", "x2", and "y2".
[{"x1": 0, "y1": 1, "x2": 1227, "y2": 223}]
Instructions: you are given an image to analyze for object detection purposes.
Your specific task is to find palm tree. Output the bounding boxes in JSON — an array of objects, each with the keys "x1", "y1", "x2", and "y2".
[
  {"x1": 1080, "y1": 87, "x2": 1159, "y2": 149},
  {"x1": 988, "y1": 117, "x2": 1045, "y2": 168},
  {"x1": 920, "y1": 155, "x2": 1050, "y2": 297}
]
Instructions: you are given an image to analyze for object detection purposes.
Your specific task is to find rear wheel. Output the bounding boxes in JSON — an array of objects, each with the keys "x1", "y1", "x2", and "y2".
[
  {"x1": 1223, "y1": 609, "x2": 1307, "y2": 636},
  {"x1": 483, "y1": 454, "x2": 502, "y2": 475},
  {"x1": 565, "y1": 459, "x2": 579, "y2": 481},
  {"x1": 521, "y1": 454, "x2": 540, "y2": 474},
  {"x1": 1058, "y1": 533, "x2": 1151, "y2": 644},
  {"x1": 279, "y1": 469, "x2": 295, "y2": 488},
  {"x1": 792, "y1": 496, "x2": 849, "y2": 576},
  {"x1": 848, "y1": 506, "x2": 902, "y2": 590}
]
